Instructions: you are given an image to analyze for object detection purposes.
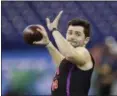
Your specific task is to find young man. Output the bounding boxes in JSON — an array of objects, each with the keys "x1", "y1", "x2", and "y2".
[{"x1": 33, "y1": 11, "x2": 94, "y2": 96}]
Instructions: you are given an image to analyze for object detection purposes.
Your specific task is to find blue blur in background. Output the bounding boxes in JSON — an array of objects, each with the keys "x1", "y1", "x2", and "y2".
[{"x1": 2, "y1": 1, "x2": 117, "y2": 95}]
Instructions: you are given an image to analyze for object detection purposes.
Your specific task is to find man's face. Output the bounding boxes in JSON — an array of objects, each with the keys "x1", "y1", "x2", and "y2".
[{"x1": 66, "y1": 25, "x2": 87, "y2": 48}]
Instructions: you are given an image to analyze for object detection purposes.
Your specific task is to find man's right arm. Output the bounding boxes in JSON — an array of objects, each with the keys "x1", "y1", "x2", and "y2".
[
  {"x1": 46, "y1": 42, "x2": 65, "y2": 67},
  {"x1": 33, "y1": 25, "x2": 64, "y2": 67}
]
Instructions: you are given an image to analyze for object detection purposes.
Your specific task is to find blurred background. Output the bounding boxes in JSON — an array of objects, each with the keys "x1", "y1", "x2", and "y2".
[{"x1": 1, "y1": 1, "x2": 117, "y2": 96}]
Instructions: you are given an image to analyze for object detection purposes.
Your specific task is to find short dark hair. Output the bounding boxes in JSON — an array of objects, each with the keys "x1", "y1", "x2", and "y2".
[{"x1": 68, "y1": 18, "x2": 90, "y2": 37}]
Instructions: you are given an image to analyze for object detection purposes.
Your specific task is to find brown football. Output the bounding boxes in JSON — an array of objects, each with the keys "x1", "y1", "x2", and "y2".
[{"x1": 23, "y1": 25, "x2": 43, "y2": 45}]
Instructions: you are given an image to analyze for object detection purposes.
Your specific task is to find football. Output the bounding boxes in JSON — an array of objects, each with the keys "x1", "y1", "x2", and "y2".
[{"x1": 23, "y1": 25, "x2": 43, "y2": 45}]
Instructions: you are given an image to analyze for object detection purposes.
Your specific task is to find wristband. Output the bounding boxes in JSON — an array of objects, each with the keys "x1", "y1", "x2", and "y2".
[
  {"x1": 46, "y1": 42, "x2": 51, "y2": 47},
  {"x1": 51, "y1": 28, "x2": 58, "y2": 33}
]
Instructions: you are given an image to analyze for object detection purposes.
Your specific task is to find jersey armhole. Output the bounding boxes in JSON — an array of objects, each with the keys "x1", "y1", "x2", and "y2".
[{"x1": 89, "y1": 53, "x2": 95, "y2": 67}]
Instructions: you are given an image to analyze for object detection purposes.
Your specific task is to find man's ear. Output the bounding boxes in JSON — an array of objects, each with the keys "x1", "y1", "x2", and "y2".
[{"x1": 84, "y1": 37, "x2": 90, "y2": 45}]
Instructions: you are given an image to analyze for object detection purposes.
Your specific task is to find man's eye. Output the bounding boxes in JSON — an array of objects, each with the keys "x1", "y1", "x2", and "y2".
[
  {"x1": 75, "y1": 32, "x2": 80, "y2": 36},
  {"x1": 69, "y1": 31, "x2": 72, "y2": 35}
]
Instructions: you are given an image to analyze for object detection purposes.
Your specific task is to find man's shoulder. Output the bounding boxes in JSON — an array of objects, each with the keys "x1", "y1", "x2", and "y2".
[
  {"x1": 76, "y1": 47, "x2": 93, "y2": 63},
  {"x1": 75, "y1": 47, "x2": 94, "y2": 70}
]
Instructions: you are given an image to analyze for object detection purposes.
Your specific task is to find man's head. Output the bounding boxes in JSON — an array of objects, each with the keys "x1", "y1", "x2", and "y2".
[{"x1": 66, "y1": 18, "x2": 90, "y2": 48}]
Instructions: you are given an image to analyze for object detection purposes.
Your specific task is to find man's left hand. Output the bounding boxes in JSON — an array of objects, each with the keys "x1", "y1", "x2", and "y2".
[{"x1": 46, "y1": 10, "x2": 63, "y2": 31}]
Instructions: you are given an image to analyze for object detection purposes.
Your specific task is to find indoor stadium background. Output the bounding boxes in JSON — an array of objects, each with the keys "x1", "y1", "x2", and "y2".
[{"x1": 2, "y1": 1, "x2": 117, "y2": 95}]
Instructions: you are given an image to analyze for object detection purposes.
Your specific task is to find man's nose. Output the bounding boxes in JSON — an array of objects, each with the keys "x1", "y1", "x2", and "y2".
[
  {"x1": 70, "y1": 35, "x2": 75, "y2": 40},
  {"x1": 70, "y1": 37, "x2": 75, "y2": 41}
]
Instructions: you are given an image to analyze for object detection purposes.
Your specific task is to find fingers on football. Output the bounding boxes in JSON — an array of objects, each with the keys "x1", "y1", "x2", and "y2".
[
  {"x1": 37, "y1": 25, "x2": 45, "y2": 31},
  {"x1": 33, "y1": 40, "x2": 44, "y2": 45},
  {"x1": 36, "y1": 28, "x2": 46, "y2": 36}
]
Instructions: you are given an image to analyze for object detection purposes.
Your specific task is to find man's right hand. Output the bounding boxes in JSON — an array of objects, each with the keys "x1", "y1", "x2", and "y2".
[{"x1": 33, "y1": 25, "x2": 50, "y2": 46}]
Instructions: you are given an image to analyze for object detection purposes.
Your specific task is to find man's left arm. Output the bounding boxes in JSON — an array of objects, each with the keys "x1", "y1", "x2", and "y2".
[
  {"x1": 53, "y1": 30, "x2": 92, "y2": 67},
  {"x1": 52, "y1": 29, "x2": 87, "y2": 66},
  {"x1": 46, "y1": 11, "x2": 88, "y2": 66}
]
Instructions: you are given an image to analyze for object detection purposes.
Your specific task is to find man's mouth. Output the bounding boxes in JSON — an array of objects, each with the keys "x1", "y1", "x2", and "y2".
[
  {"x1": 68, "y1": 40, "x2": 80, "y2": 47},
  {"x1": 68, "y1": 40, "x2": 77, "y2": 44}
]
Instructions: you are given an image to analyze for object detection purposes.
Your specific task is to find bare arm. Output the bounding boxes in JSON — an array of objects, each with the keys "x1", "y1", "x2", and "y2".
[
  {"x1": 46, "y1": 11, "x2": 91, "y2": 66},
  {"x1": 52, "y1": 30, "x2": 87, "y2": 66},
  {"x1": 46, "y1": 42, "x2": 64, "y2": 67},
  {"x1": 33, "y1": 25, "x2": 64, "y2": 67}
]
